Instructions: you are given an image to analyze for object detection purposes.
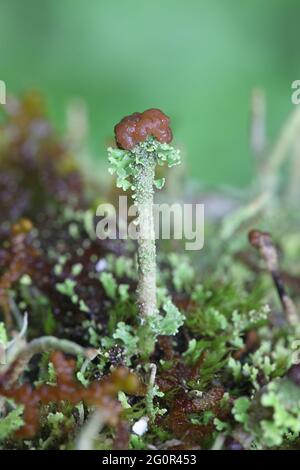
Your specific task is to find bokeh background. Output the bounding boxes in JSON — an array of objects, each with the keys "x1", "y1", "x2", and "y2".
[{"x1": 1, "y1": 0, "x2": 299, "y2": 186}]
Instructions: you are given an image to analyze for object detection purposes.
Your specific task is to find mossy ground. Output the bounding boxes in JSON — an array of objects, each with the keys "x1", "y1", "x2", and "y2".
[{"x1": 1, "y1": 94, "x2": 300, "y2": 450}]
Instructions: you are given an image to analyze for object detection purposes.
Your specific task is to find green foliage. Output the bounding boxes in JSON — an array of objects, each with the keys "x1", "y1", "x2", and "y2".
[
  {"x1": 214, "y1": 417, "x2": 230, "y2": 432},
  {"x1": 106, "y1": 255, "x2": 136, "y2": 280},
  {"x1": 43, "y1": 307, "x2": 57, "y2": 335},
  {"x1": 183, "y1": 281, "x2": 270, "y2": 392},
  {"x1": 118, "y1": 391, "x2": 131, "y2": 410},
  {"x1": 184, "y1": 337, "x2": 229, "y2": 389},
  {"x1": 154, "y1": 178, "x2": 165, "y2": 189},
  {"x1": 168, "y1": 254, "x2": 195, "y2": 293},
  {"x1": 76, "y1": 371, "x2": 89, "y2": 388},
  {"x1": 233, "y1": 379, "x2": 300, "y2": 449},
  {"x1": 20, "y1": 274, "x2": 32, "y2": 286},
  {"x1": 113, "y1": 322, "x2": 139, "y2": 361},
  {"x1": 230, "y1": 307, "x2": 270, "y2": 349},
  {"x1": 100, "y1": 270, "x2": 131, "y2": 305},
  {"x1": 108, "y1": 137, "x2": 181, "y2": 194},
  {"x1": 46, "y1": 412, "x2": 65, "y2": 435},
  {"x1": 71, "y1": 263, "x2": 83, "y2": 277},
  {"x1": 228, "y1": 333, "x2": 296, "y2": 392},
  {"x1": 56, "y1": 278, "x2": 78, "y2": 303},
  {"x1": 118, "y1": 284, "x2": 130, "y2": 302},
  {"x1": 0, "y1": 322, "x2": 8, "y2": 346},
  {"x1": 56, "y1": 278, "x2": 90, "y2": 314},
  {"x1": 47, "y1": 361, "x2": 57, "y2": 384},
  {"x1": 0, "y1": 406, "x2": 24, "y2": 441},
  {"x1": 191, "y1": 307, "x2": 228, "y2": 337},
  {"x1": 146, "y1": 384, "x2": 166, "y2": 420},
  {"x1": 186, "y1": 281, "x2": 269, "y2": 346},
  {"x1": 149, "y1": 299, "x2": 185, "y2": 337},
  {"x1": 107, "y1": 148, "x2": 133, "y2": 191},
  {"x1": 232, "y1": 397, "x2": 251, "y2": 425},
  {"x1": 107, "y1": 297, "x2": 137, "y2": 334},
  {"x1": 82, "y1": 319, "x2": 102, "y2": 348},
  {"x1": 99, "y1": 272, "x2": 117, "y2": 300},
  {"x1": 183, "y1": 281, "x2": 272, "y2": 392},
  {"x1": 130, "y1": 434, "x2": 147, "y2": 450},
  {"x1": 110, "y1": 298, "x2": 185, "y2": 361},
  {"x1": 259, "y1": 380, "x2": 300, "y2": 447},
  {"x1": 3, "y1": 103, "x2": 300, "y2": 450},
  {"x1": 190, "y1": 410, "x2": 215, "y2": 426}
]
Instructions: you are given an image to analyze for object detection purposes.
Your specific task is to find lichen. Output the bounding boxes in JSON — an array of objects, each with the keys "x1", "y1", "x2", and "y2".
[{"x1": 0, "y1": 95, "x2": 300, "y2": 450}]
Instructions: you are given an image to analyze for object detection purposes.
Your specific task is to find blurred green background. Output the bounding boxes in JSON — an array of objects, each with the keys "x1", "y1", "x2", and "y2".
[{"x1": 1, "y1": 0, "x2": 299, "y2": 186}]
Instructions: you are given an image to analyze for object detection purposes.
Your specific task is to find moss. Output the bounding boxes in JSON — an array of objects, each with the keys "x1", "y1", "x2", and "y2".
[{"x1": 1, "y1": 95, "x2": 300, "y2": 450}]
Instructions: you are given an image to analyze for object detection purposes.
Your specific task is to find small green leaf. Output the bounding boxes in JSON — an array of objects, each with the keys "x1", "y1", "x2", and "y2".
[
  {"x1": 233, "y1": 397, "x2": 250, "y2": 424},
  {"x1": 154, "y1": 178, "x2": 165, "y2": 189},
  {"x1": 113, "y1": 322, "x2": 139, "y2": 360},
  {"x1": 0, "y1": 406, "x2": 24, "y2": 441},
  {"x1": 100, "y1": 272, "x2": 117, "y2": 299},
  {"x1": 0, "y1": 322, "x2": 8, "y2": 346},
  {"x1": 71, "y1": 263, "x2": 83, "y2": 277},
  {"x1": 56, "y1": 279, "x2": 77, "y2": 298},
  {"x1": 76, "y1": 371, "x2": 89, "y2": 387}
]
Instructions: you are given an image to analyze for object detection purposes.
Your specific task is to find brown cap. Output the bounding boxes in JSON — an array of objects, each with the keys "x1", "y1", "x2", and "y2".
[{"x1": 114, "y1": 108, "x2": 173, "y2": 150}]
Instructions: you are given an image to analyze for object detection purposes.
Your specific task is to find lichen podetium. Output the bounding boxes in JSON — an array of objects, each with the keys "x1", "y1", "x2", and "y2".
[
  {"x1": 108, "y1": 110, "x2": 183, "y2": 357},
  {"x1": 133, "y1": 144, "x2": 157, "y2": 318}
]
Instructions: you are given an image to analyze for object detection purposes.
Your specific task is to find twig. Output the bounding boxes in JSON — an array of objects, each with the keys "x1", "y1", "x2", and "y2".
[
  {"x1": 249, "y1": 229, "x2": 299, "y2": 326},
  {"x1": 148, "y1": 363, "x2": 157, "y2": 389},
  {"x1": 222, "y1": 106, "x2": 300, "y2": 241},
  {"x1": 263, "y1": 105, "x2": 300, "y2": 192},
  {"x1": 250, "y1": 88, "x2": 266, "y2": 159},
  {"x1": 220, "y1": 191, "x2": 270, "y2": 240},
  {"x1": 211, "y1": 433, "x2": 226, "y2": 450},
  {"x1": 288, "y1": 133, "x2": 300, "y2": 203},
  {"x1": 3, "y1": 336, "x2": 97, "y2": 387},
  {"x1": 75, "y1": 408, "x2": 108, "y2": 450}
]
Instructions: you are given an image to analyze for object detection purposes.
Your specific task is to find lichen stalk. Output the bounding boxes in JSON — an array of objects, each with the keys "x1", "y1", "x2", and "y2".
[
  {"x1": 109, "y1": 110, "x2": 183, "y2": 359},
  {"x1": 133, "y1": 146, "x2": 157, "y2": 319}
]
